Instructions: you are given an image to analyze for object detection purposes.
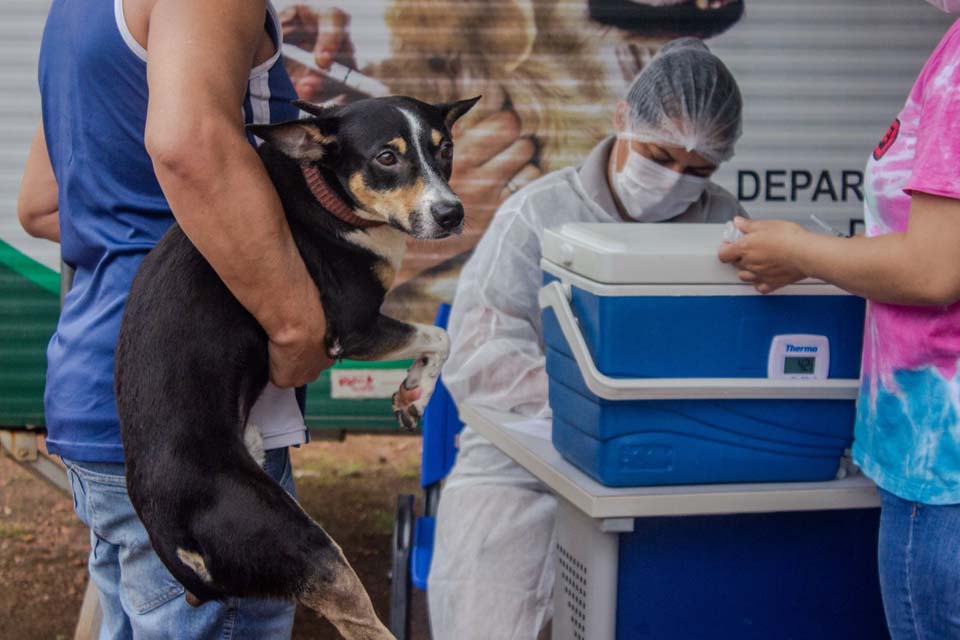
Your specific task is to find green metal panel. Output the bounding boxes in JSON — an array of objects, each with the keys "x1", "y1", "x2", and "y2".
[
  {"x1": 0, "y1": 258, "x2": 57, "y2": 427},
  {"x1": 0, "y1": 236, "x2": 408, "y2": 430},
  {"x1": 304, "y1": 359, "x2": 411, "y2": 431}
]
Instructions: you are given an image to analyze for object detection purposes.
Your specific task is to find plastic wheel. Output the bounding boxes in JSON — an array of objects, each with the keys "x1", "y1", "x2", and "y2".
[{"x1": 389, "y1": 494, "x2": 415, "y2": 640}]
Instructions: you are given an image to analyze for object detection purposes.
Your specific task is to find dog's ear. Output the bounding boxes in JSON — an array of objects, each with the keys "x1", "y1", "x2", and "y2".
[
  {"x1": 247, "y1": 116, "x2": 339, "y2": 162},
  {"x1": 436, "y1": 96, "x2": 482, "y2": 130},
  {"x1": 292, "y1": 99, "x2": 336, "y2": 117}
]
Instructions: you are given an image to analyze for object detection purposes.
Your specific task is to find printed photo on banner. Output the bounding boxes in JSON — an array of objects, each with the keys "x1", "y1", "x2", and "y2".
[{"x1": 274, "y1": 0, "x2": 746, "y2": 324}]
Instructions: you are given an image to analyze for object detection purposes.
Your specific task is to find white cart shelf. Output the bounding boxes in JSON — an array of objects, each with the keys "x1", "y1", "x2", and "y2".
[
  {"x1": 461, "y1": 404, "x2": 879, "y2": 524},
  {"x1": 460, "y1": 404, "x2": 883, "y2": 640}
]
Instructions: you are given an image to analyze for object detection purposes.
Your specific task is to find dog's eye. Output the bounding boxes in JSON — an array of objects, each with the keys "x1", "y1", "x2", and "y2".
[
  {"x1": 376, "y1": 151, "x2": 398, "y2": 167},
  {"x1": 439, "y1": 142, "x2": 454, "y2": 161}
]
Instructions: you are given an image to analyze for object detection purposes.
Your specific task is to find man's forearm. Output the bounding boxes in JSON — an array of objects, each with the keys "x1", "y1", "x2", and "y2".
[
  {"x1": 18, "y1": 123, "x2": 60, "y2": 243},
  {"x1": 149, "y1": 120, "x2": 321, "y2": 342},
  {"x1": 24, "y1": 211, "x2": 60, "y2": 243},
  {"x1": 142, "y1": 0, "x2": 331, "y2": 387}
]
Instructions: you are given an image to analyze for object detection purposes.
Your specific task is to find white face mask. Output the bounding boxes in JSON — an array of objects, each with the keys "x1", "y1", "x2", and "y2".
[
  {"x1": 611, "y1": 143, "x2": 707, "y2": 222},
  {"x1": 925, "y1": 0, "x2": 960, "y2": 12}
]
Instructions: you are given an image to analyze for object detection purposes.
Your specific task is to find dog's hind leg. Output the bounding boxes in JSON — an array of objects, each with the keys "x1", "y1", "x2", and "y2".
[
  {"x1": 337, "y1": 315, "x2": 450, "y2": 430},
  {"x1": 175, "y1": 471, "x2": 394, "y2": 640},
  {"x1": 298, "y1": 540, "x2": 395, "y2": 640}
]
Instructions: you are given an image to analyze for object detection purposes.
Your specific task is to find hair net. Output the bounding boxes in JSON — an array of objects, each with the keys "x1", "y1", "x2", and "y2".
[{"x1": 622, "y1": 37, "x2": 743, "y2": 165}]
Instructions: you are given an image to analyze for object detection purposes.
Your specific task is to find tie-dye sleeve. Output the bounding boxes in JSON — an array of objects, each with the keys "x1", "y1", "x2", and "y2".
[{"x1": 906, "y1": 27, "x2": 960, "y2": 200}]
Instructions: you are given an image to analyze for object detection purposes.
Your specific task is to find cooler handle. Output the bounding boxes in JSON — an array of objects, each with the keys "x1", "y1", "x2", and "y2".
[{"x1": 538, "y1": 281, "x2": 860, "y2": 401}]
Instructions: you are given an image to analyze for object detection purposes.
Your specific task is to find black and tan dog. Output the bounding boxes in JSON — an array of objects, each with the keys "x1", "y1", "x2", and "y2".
[{"x1": 114, "y1": 95, "x2": 478, "y2": 640}]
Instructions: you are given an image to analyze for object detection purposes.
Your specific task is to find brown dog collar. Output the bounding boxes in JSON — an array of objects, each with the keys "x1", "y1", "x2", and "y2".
[{"x1": 301, "y1": 164, "x2": 386, "y2": 230}]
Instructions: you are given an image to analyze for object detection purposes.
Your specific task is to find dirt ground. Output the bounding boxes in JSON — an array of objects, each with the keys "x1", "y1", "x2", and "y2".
[{"x1": 0, "y1": 433, "x2": 430, "y2": 640}]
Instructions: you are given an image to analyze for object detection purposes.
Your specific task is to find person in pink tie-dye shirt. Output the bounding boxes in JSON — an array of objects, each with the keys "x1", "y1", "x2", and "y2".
[{"x1": 720, "y1": 4, "x2": 960, "y2": 638}]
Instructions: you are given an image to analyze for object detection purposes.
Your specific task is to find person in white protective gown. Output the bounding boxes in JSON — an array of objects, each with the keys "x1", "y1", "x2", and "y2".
[{"x1": 427, "y1": 38, "x2": 748, "y2": 640}]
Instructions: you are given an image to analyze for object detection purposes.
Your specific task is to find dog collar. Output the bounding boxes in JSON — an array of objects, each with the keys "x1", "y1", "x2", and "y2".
[{"x1": 300, "y1": 164, "x2": 386, "y2": 229}]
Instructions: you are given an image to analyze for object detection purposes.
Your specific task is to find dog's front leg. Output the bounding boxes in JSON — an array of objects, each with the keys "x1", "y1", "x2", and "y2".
[
  {"x1": 388, "y1": 323, "x2": 449, "y2": 430},
  {"x1": 340, "y1": 315, "x2": 450, "y2": 430}
]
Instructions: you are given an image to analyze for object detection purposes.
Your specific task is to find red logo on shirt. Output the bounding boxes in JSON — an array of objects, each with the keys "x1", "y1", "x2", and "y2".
[{"x1": 873, "y1": 118, "x2": 901, "y2": 160}]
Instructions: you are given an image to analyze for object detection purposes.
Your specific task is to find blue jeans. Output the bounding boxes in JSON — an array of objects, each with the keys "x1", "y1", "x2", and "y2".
[
  {"x1": 878, "y1": 488, "x2": 960, "y2": 640},
  {"x1": 63, "y1": 449, "x2": 297, "y2": 640}
]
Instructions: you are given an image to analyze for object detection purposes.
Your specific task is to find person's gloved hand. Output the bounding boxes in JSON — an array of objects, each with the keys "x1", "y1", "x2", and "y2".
[
  {"x1": 718, "y1": 216, "x2": 810, "y2": 294},
  {"x1": 280, "y1": 5, "x2": 357, "y2": 104}
]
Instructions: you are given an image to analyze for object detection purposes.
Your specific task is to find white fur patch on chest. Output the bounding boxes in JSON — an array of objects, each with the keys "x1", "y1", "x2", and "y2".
[{"x1": 344, "y1": 227, "x2": 407, "y2": 274}]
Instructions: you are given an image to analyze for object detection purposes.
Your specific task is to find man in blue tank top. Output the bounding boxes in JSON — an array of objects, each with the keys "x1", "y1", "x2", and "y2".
[{"x1": 17, "y1": 1, "x2": 354, "y2": 636}]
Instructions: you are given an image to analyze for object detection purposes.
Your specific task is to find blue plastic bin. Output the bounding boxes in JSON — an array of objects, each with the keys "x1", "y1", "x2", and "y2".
[{"x1": 539, "y1": 224, "x2": 866, "y2": 487}]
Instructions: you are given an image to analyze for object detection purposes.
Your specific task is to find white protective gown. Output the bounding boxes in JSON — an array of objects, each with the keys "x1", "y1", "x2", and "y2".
[{"x1": 427, "y1": 136, "x2": 744, "y2": 640}]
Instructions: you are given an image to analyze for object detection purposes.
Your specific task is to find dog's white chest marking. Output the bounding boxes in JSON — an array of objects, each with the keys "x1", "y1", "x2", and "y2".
[{"x1": 344, "y1": 227, "x2": 407, "y2": 289}]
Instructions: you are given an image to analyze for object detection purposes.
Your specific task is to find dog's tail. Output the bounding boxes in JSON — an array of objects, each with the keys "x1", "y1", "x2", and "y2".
[{"x1": 148, "y1": 462, "x2": 395, "y2": 640}]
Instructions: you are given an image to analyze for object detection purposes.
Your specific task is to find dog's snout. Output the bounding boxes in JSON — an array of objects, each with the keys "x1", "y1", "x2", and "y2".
[{"x1": 432, "y1": 202, "x2": 464, "y2": 231}]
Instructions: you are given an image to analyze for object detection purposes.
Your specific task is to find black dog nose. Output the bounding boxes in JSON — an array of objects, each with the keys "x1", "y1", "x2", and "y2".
[{"x1": 432, "y1": 202, "x2": 464, "y2": 231}]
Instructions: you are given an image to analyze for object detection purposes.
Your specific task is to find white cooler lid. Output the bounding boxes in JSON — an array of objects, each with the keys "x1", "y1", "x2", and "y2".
[{"x1": 542, "y1": 223, "x2": 805, "y2": 285}]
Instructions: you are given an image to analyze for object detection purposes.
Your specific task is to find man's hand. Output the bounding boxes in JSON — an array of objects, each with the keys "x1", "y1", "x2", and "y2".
[
  {"x1": 267, "y1": 279, "x2": 335, "y2": 388},
  {"x1": 280, "y1": 5, "x2": 357, "y2": 103},
  {"x1": 718, "y1": 217, "x2": 810, "y2": 293}
]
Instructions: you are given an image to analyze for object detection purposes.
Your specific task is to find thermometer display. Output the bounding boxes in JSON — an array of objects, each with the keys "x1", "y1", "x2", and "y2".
[
  {"x1": 784, "y1": 356, "x2": 816, "y2": 375},
  {"x1": 768, "y1": 335, "x2": 830, "y2": 380}
]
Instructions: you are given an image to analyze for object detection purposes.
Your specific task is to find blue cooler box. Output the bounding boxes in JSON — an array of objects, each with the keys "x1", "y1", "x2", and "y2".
[{"x1": 539, "y1": 223, "x2": 866, "y2": 487}]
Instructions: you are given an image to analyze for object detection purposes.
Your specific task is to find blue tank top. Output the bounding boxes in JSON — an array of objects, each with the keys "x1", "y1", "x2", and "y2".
[{"x1": 39, "y1": 0, "x2": 300, "y2": 462}]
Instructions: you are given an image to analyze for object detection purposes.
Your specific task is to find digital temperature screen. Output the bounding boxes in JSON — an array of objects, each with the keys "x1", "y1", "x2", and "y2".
[{"x1": 784, "y1": 356, "x2": 816, "y2": 375}]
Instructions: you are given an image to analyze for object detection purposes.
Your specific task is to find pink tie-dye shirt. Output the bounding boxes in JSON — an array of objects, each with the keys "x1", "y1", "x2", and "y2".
[{"x1": 854, "y1": 19, "x2": 960, "y2": 504}]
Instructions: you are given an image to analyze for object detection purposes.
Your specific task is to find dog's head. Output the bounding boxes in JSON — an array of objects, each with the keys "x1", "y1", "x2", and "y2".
[{"x1": 248, "y1": 96, "x2": 479, "y2": 239}]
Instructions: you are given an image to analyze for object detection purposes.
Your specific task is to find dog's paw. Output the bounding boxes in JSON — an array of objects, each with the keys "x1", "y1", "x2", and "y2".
[
  {"x1": 392, "y1": 391, "x2": 421, "y2": 431},
  {"x1": 401, "y1": 355, "x2": 429, "y2": 391}
]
